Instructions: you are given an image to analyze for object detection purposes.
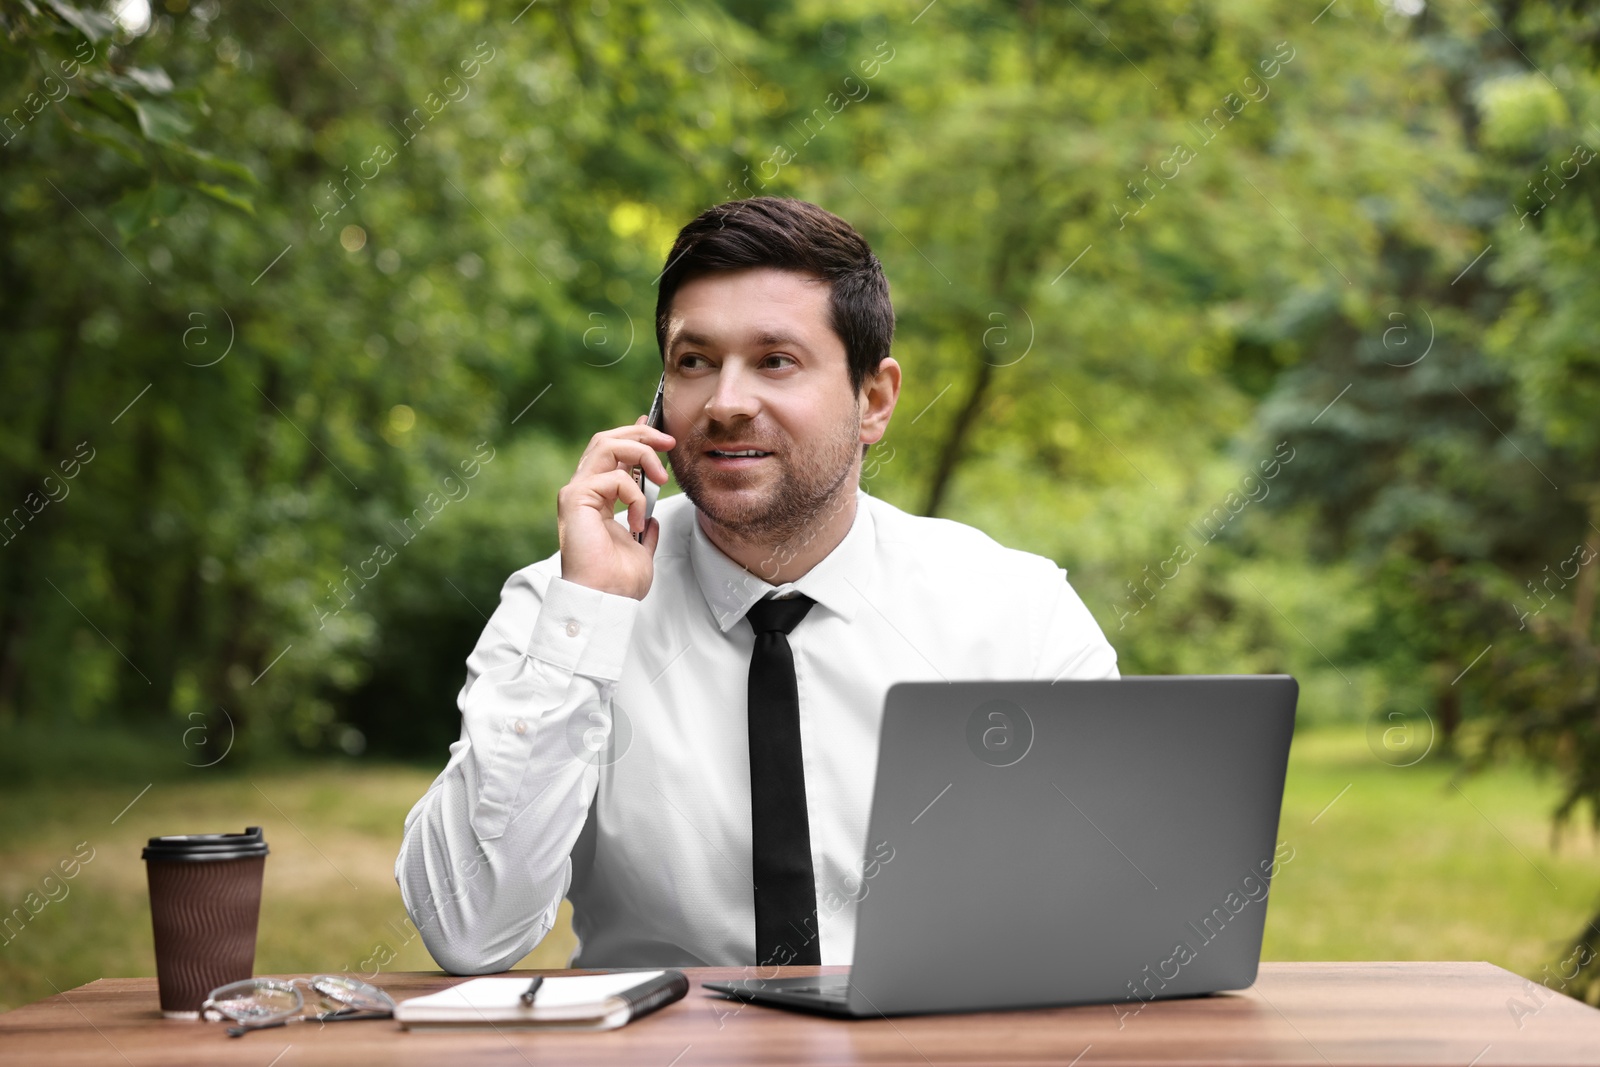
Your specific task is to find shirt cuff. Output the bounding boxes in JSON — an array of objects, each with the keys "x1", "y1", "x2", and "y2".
[{"x1": 525, "y1": 575, "x2": 640, "y2": 681}]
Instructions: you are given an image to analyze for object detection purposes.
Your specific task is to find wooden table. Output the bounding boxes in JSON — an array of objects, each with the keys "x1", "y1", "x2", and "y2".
[{"x1": 2, "y1": 963, "x2": 1597, "y2": 1065}]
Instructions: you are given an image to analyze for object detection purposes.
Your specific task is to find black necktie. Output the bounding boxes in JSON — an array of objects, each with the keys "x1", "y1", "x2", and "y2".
[{"x1": 745, "y1": 593, "x2": 821, "y2": 967}]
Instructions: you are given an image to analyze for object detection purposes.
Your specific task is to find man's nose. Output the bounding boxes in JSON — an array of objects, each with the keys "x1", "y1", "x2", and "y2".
[{"x1": 703, "y1": 359, "x2": 761, "y2": 424}]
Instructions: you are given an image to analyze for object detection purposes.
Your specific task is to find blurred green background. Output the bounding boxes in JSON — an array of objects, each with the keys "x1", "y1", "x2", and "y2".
[{"x1": 3, "y1": 0, "x2": 1598, "y2": 1012}]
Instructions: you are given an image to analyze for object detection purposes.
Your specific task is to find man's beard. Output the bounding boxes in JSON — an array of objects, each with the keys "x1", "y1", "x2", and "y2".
[{"x1": 670, "y1": 411, "x2": 860, "y2": 555}]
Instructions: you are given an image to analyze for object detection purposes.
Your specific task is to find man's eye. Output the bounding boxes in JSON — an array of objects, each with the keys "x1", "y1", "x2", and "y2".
[
  {"x1": 678, "y1": 354, "x2": 706, "y2": 369},
  {"x1": 763, "y1": 354, "x2": 795, "y2": 368}
]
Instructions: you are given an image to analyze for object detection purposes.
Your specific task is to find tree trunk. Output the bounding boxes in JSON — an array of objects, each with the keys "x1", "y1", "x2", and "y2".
[
  {"x1": 921, "y1": 355, "x2": 995, "y2": 518},
  {"x1": 0, "y1": 318, "x2": 80, "y2": 717},
  {"x1": 1436, "y1": 684, "x2": 1460, "y2": 751},
  {"x1": 1569, "y1": 500, "x2": 1599, "y2": 649}
]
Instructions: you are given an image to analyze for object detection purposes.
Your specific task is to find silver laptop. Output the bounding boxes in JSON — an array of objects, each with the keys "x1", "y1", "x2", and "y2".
[{"x1": 704, "y1": 675, "x2": 1298, "y2": 1017}]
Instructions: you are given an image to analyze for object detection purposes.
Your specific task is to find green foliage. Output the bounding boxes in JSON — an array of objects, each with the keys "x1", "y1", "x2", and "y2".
[
  {"x1": 1476, "y1": 73, "x2": 1570, "y2": 156},
  {"x1": 0, "y1": 1, "x2": 257, "y2": 233},
  {"x1": 1239, "y1": 0, "x2": 1600, "y2": 998}
]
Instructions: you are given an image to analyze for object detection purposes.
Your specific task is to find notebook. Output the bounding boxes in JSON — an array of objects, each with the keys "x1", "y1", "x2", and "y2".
[{"x1": 395, "y1": 971, "x2": 688, "y2": 1032}]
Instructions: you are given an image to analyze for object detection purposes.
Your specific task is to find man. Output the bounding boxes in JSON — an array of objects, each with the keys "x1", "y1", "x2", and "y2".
[{"x1": 395, "y1": 196, "x2": 1117, "y2": 975}]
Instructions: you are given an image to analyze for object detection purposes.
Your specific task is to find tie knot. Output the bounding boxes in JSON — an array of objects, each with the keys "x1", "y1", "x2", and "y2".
[{"x1": 745, "y1": 593, "x2": 816, "y2": 636}]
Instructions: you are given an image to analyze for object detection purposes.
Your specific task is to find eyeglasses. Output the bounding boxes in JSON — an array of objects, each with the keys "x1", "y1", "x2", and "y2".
[{"x1": 202, "y1": 975, "x2": 396, "y2": 1038}]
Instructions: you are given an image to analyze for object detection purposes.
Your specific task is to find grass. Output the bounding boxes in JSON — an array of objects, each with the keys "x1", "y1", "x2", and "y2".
[
  {"x1": 0, "y1": 759, "x2": 575, "y2": 1014},
  {"x1": 1263, "y1": 727, "x2": 1598, "y2": 977},
  {"x1": 1, "y1": 723, "x2": 1596, "y2": 1013}
]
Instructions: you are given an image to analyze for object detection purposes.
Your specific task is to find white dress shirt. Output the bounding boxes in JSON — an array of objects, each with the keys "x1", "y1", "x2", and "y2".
[{"x1": 395, "y1": 486, "x2": 1118, "y2": 974}]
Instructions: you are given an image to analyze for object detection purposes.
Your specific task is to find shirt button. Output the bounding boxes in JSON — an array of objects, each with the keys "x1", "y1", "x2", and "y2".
[
  {"x1": 513, "y1": 720, "x2": 528, "y2": 735},
  {"x1": 565, "y1": 621, "x2": 581, "y2": 637}
]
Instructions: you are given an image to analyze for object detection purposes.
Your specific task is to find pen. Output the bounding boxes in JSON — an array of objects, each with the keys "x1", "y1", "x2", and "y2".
[{"x1": 520, "y1": 976, "x2": 544, "y2": 1007}]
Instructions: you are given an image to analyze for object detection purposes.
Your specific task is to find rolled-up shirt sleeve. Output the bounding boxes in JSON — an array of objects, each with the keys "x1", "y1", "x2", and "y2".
[{"x1": 395, "y1": 567, "x2": 639, "y2": 974}]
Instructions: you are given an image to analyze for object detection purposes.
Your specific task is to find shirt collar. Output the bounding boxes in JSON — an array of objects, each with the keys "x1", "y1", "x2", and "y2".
[{"x1": 690, "y1": 489, "x2": 876, "y2": 632}]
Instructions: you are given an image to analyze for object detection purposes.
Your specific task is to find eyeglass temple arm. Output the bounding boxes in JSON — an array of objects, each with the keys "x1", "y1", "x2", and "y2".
[{"x1": 225, "y1": 1007, "x2": 389, "y2": 1039}]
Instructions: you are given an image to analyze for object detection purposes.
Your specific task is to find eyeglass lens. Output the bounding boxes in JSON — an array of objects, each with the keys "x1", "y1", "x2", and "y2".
[
  {"x1": 309, "y1": 976, "x2": 395, "y2": 1014},
  {"x1": 206, "y1": 979, "x2": 302, "y2": 1022}
]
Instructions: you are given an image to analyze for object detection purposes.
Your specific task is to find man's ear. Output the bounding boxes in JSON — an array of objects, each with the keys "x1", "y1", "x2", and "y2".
[{"x1": 858, "y1": 357, "x2": 901, "y2": 447}]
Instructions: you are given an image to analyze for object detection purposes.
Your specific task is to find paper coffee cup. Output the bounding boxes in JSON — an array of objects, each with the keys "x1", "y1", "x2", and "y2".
[{"x1": 142, "y1": 827, "x2": 269, "y2": 1018}]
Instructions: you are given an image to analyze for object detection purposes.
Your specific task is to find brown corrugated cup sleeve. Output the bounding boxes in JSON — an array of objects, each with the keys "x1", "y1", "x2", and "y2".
[{"x1": 142, "y1": 827, "x2": 269, "y2": 1018}]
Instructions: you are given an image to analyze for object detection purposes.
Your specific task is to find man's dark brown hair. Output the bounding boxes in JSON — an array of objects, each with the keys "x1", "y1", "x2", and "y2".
[{"x1": 654, "y1": 197, "x2": 894, "y2": 395}]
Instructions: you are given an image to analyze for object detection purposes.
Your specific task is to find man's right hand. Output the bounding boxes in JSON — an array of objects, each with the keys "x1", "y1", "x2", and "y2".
[{"x1": 557, "y1": 416, "x2": 676, "y2": 600}]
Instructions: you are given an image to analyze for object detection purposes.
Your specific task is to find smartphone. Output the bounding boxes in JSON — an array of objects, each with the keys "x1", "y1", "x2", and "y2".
[{"x1": 633, "y1": 372, "x2": 666, "y2": 544}]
